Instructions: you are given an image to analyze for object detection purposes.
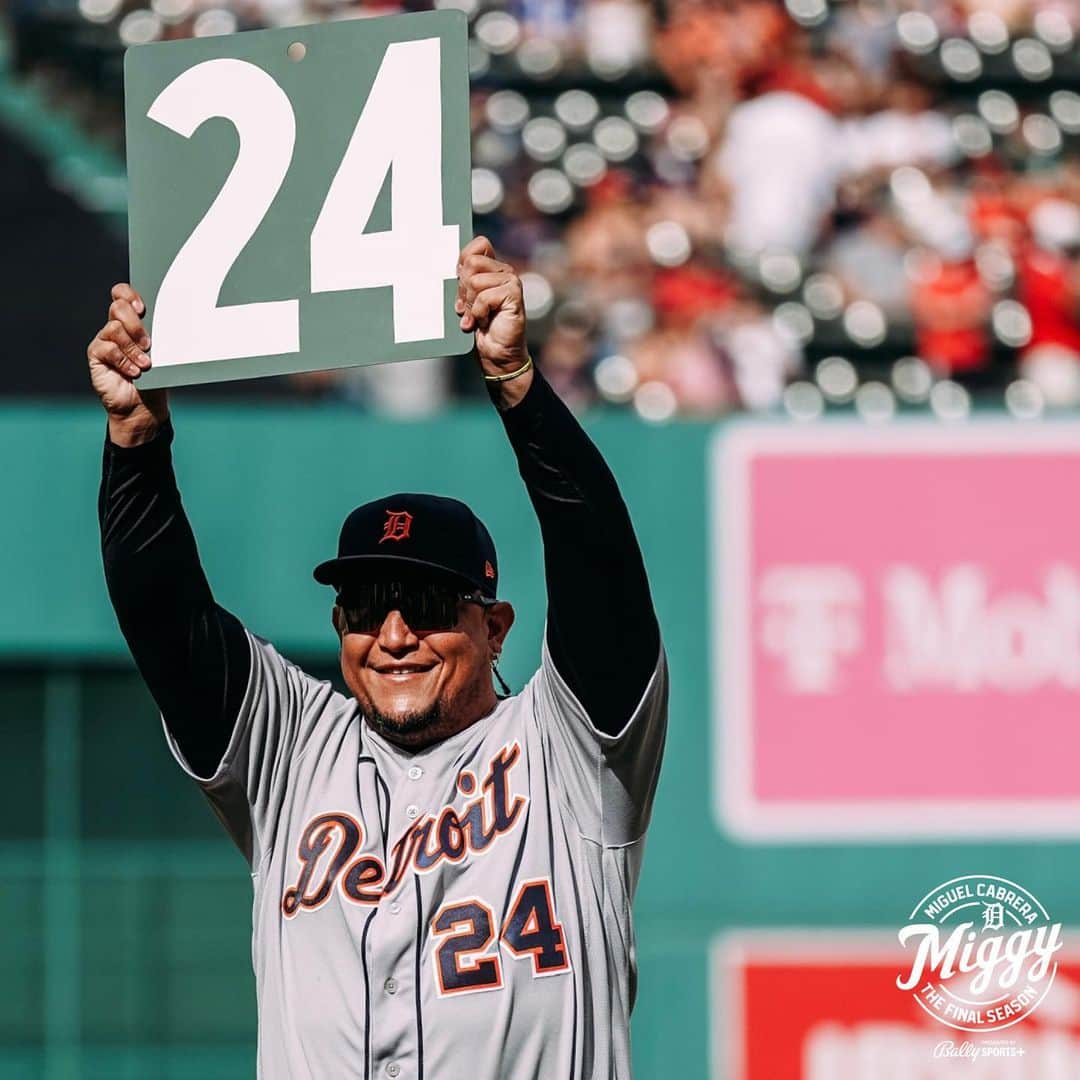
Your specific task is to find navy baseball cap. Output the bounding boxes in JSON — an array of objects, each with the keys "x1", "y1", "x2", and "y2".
[{"x1": 313, "y1": 493, "x2": 499, "y2": 599}]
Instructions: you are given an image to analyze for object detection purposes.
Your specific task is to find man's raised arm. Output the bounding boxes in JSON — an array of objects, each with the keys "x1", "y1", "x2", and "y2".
[
  {"x1": 92, "y1": 283, "x2": 249, "y2": 778},
  {"x1": 457, "y1": 238, "x2": 661, "y2": 736}
]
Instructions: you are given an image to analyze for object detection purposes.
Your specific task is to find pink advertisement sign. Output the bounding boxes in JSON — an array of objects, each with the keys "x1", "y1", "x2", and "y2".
[{"x1": 712, "y1": 424, "x2": 1080, "y2": 839}]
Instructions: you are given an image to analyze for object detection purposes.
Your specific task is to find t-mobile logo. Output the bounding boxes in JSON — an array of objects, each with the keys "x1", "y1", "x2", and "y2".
[{"x1": 758, "y1": 566, "x2": 863, "y2": 692}]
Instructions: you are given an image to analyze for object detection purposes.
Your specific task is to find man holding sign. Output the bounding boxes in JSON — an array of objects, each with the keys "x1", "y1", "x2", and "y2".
[{"x1": 93, "y1": 237, "x2": 667, "y2": 1078}]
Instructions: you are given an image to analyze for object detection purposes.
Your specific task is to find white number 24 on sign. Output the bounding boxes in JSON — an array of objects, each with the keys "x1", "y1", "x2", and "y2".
[{"x1": 146, "y1": 37, "x2": 459, "y2": 369}]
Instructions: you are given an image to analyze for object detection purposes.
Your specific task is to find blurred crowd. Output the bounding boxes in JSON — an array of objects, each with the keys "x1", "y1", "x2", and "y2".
[{"x1": 7, "y1": 0, "x2": 1080, "y2": 418}]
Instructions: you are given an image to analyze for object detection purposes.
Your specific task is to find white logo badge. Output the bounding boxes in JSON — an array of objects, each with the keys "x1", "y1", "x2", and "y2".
[{"x1": 897, "y1": 875, "x2": 1063, "y2": 1032}]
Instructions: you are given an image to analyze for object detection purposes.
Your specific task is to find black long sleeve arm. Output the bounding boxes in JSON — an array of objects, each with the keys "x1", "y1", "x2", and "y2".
[
  {"x1": 99, "y1": 420, "x2": 250, "y2": 777},
  {"x1": 100, "y1": 371, "x2": 658, "y2": 763},
  {"x1": 494, "y1": 369, "x2": 661, "y2": 735}
]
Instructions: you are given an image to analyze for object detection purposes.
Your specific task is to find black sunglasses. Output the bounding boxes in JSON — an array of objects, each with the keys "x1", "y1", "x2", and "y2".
[{"x1": 336, "y1": 578, "x2": 496, "y2": 634}]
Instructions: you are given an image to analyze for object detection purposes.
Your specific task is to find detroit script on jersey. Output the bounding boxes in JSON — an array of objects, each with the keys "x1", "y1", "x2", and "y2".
[
  {"x1": 162, "y1": 630, "x2": 668, "y2": 1080},
  {"x1": 280, "y1": 742, "x2": 527, "y2": 916}
]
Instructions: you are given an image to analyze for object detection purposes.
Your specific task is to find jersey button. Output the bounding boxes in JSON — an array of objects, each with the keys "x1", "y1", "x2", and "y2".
[
  {"x1": 389, "y1": 900, "x2": 402, "y2": 915},
  {"x1": 384, "y1": 977, "x2": 398, "y2": 995},
  {"x1": 408, "y1": 765, "x2": 423, "y2": 780},
  {"x1": 386, "y1": 1063, "x2": 401, "y2": 1078},
  {"x1": 406, "y1": 804, "x2": 420, "y2": 819}
]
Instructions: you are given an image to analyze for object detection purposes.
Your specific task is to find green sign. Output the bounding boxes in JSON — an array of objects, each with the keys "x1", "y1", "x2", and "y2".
[{"x1": 124, "y1": 11, "x2": 473, "y2": 389}]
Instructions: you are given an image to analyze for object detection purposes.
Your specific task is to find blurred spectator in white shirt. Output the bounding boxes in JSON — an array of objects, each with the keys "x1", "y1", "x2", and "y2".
[{"x1": 716, "y1": 89, "x2": 843, "y2": 258}]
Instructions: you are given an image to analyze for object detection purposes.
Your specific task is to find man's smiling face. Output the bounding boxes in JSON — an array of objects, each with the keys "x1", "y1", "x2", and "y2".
[{"x1": 334, "y1": 572, "x2": 514, "y2": 750}]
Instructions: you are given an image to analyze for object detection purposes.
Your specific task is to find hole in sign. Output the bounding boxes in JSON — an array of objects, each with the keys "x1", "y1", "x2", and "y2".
[{"x1": 287, "y1": 42, "x2": 306, "y2": 62}]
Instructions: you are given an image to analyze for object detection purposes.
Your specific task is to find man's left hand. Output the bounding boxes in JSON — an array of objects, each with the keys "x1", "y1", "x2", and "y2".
[{"x1": 456, "y1": 236, "x2": 531, "y2": 383}]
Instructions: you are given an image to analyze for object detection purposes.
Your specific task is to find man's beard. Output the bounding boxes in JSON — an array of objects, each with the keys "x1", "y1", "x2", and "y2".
[{"x1": 364, "y1": 701, "x2": 445, "y2": 747}]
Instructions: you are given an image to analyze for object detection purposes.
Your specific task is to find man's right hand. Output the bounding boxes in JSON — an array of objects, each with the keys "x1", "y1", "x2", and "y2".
[{"x1": 88, "y1": 283, "x2": 170, "y2": 447}]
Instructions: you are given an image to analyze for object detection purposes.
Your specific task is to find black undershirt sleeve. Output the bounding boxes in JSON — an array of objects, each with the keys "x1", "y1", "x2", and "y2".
[
  {"x1": 493, "y1": 368, "x2": 661, "y2": 736},
  {"x1": 101, "y1": 370, "x2": 657, "y2": 759},
  {"x1": 99, "y1": 419, "x2": 250, "y2": 778}
]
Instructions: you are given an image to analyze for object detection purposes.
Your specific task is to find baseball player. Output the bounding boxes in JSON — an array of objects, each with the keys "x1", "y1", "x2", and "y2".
[{"x1": 92, "y1": 236, "x2": 668, "y2": 1079}]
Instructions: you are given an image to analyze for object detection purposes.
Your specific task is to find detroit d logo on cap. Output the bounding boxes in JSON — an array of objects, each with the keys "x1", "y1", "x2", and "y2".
[
  {"x1": 897, "y1": 875, "x2": 1063, "y2": 1032},
  {"x1": 379, "y1": 509, "x2": 413, "y2": 543}
]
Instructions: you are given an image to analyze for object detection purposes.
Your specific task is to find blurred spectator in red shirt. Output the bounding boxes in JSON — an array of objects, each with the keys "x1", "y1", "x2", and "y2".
[
  {"x1": 909, "y1": 243, "x2": 992, "y2": 376},
  {"x1": 1017, "y1": 199, "x2": 1080, "y2": 405},
  {"x1": 652, "y1": 262, "x2": 738, "y2": 329}
]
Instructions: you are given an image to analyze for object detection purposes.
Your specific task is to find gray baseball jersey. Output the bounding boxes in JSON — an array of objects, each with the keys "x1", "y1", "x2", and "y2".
[{"x1": 163, "y1": 626, "x2": 668, "y2": 1079}]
